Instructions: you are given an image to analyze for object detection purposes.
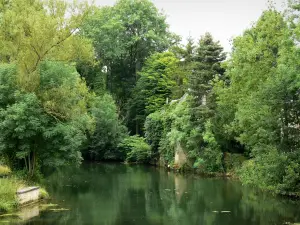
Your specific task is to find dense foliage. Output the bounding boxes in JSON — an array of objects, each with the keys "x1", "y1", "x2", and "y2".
[
  {"x1": 80, "y1": 0, "x2": 178, "y2": 134},
  {"x1": 0, "y1": 62, "x2": 93, "y2": 177},
  {"x1": 84, "y1": 94, "x2": 127, "y2": 161},
  {"x1": 0, "y1": 0, "x2": 299, "y2": 197},
  {"x1": 118, "y1": 136, "x2": 151, "y2": 163}
]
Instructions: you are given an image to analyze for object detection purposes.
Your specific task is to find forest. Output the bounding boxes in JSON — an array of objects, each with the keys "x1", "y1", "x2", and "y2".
[{"x1": 0, "y1": 0, "x2": 299, "y2": 211}]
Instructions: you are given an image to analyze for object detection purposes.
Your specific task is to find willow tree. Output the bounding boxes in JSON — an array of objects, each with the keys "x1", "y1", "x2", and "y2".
[{"x1": 0, "y1": 0, "x2": 94, "y2": 91}]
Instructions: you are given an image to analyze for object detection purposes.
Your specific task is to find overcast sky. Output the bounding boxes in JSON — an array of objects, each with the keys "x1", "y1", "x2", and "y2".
[{"x1": 92, "y1": 0, "x2": 286, "y2": 51}]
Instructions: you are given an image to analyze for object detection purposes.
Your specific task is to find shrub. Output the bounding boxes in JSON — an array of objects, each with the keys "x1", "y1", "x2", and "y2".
[
  {"x1": 238, "y1": 146, "x2": 288, "y2": 193},
  {"x1": 118, "y1": 136, "x2": 151, "y2": 163},
  {"x1": 86, "y1": 94, "x2": 127, "y2": 161},
  {"x1": 0, "y1": 165, "x2": 11, "y2": 176},
  {"x1": 223, "y1": 153, "x2": 246, "y2": 172},
  {"x1": 145, "y1": 110, "x2": 165, "y2": 158},
  {"x1": 39, "y1": 188, "x2": 50, "y2": 200}
]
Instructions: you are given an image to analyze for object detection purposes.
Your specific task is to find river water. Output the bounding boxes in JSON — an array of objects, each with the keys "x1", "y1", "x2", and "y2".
[{"x1": 9, "y1": 163, "x2": 300, "y2": 225}]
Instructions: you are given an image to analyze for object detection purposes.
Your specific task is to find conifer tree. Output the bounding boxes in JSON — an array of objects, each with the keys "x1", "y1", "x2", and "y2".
[{"x1": 188, "y1": 33, "x2": 226, "y2": 124}]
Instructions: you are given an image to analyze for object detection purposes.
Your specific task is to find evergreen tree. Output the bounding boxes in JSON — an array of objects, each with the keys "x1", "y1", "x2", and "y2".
[
  {"x1": 188, "y1": 33, "x2": 226, "y2": 126},
  {"x1": 183, "y1": 36, "x2": 196, "y2": 63}
]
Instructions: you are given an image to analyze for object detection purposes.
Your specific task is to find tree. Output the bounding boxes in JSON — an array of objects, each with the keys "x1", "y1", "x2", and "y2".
[
  {"x1": 0, "y1": 0, "x2": 94, "y2": 91},
  {"x1": 215, "y1": 10, "x2": 288, "y2": 151},
  {"x1": 127, "y1": 52, "x2": 179, "y2": 134},
  {"x1": 85, "y1": 94, "x2": 127, "y2": 161},
  {"x1": 0, "y1": 0, "x2": 97, "y2": 177},
  {"x1": 188, "y1": 33, "x2": 225, "y2": 120},
  {"x1": 80, "y1": 0, "x2": 178, "y2": 127},
  {"x1": 216, "y1": 9, "x2": 300, "y2": 194},
  {"x1": 0, "y1": 62, "x2": 94, "y2": 177}
]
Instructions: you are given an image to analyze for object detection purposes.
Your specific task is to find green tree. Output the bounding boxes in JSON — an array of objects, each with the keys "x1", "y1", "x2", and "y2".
[
  {"x1": 0, "y1": 62, "x2": 94, "y2": 177},
  {"x1": 216, "y1": 9, "x2": 300, "y2": 194},
  {"x1": 80, "y1": 0, "x2": 178, "y2": 125},
  {"x1": 188, "y1": 33, "x2": 226, "y2": 123},
  {"x1": 85, "y1": 94, "x2": 127, "y2": 161},
  {"x1": 127, "y1": 52, "x2": 179, "y2": 134},
  {"x1": 0, "y1": 0, "x2": 94, "y2": 92}
]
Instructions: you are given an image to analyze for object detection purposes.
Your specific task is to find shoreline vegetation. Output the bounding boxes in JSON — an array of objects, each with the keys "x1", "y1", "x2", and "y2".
[
  {"x1": 0, "y1": 0, "x2": 299, "y2": 215},
  {"x1": 0, "y1": 165, "x2": 49, "y2": 213}
]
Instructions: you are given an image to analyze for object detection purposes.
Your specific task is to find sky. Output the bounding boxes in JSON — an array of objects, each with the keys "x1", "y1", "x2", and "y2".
[{"x1": 92, "y1": 0, "x2": 286, "y2": 52}]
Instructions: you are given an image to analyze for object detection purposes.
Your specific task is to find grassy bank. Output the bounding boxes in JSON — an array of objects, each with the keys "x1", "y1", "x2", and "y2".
[
  {"x1": 0, "y1": 178, "x2": 24, "y2": 212},
  {"x1": 0, "y1": 165, "x2": 49, "y2": 213}
]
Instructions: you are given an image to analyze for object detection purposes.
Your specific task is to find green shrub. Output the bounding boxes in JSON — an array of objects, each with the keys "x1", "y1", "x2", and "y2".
[
  {"x1": 239, "y1": 146, "x2": 288, "y2": 193},
  {"x1": 223, "y1": 153, "x2": 246, "y2": 172},
  {"x1": 39, "y1": 188, "x2": 50, "y2": 200},
  {"x1": 144, "y1": 111, "x2": 164, "y2": 155},
  {"x1": 0, "y1": 165, "x2": 11, "y2": 176},
  {"x1": 118, "y1": 136, "x2": 151, "y2": 163},
  {"x1": 86, "y1": 94, "x2": 127, "y2": 161}
]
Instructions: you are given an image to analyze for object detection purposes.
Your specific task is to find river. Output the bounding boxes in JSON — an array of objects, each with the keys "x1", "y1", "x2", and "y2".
[{"x1": 8, "y1": 163, "x2": 300, "y2": 225}]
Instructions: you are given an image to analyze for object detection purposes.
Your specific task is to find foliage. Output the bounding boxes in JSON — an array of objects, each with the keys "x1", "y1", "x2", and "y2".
[
  {"x1": 188, "y1": 32, "x2": 225, "y2": 120},
  {"x1": 85, "y1": 94, "x2": 127, "y2": 161},
  {"x1": 118, "y1": 136, "x2": 151, "y2": 163},
  {"x1": 195, "y1": 120, "x2": 224, "y2": 173},
  {"x1": 0, "y1": 62, "x2": 94, "y2": 177},
  {"x1": 145, "y1": 92, "x2": 224, "y2": 172},
  {"x1": 128, "y1": 52, "x2": 180, "y2": 134},
  {"x1": 76, "y1": 61, "x2": 106, "y2": 95},
  {"x1": 144, "y1": 111, "x2": 164, "y2": 156},
  {"x1": 0, "y1": 0, "x2": 298, "y2": 199},
  {"x1": 0, "y1": 0, "x2": 94, "y2": 92},
  {"x1": 216, "y1": 9, "x2": 300, "y2": 195},
  {"x1": 81, "y1": 0, "x2": 178, "y2": 133},
  {"x1": 39, "y1": 187, "x2": 50, "y2": 200},
  {"x1": 0, "y1": 0, "x2": 98, "y2": 178},
  {"x1": 0, "y1": 165, "x2": 11, "y2": 176},
  {"x1": 0, "y1": 178, "x2": 24, "y2": 212}
]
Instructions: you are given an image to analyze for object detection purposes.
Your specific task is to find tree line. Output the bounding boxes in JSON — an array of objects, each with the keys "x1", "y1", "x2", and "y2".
[{"x1": 0, "y1": 0, "x2": 299, "y2": 196}]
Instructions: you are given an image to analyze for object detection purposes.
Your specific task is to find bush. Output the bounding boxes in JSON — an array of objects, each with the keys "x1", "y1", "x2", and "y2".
[
  {"x1": 239, "y1": 146, "x2": 288, "y2": 193},
  {"x1": 158, "y1": 97, "x2": 194, "y2": 165},
  {"x1": 0, "y1": 165, "x2": 11, "y2": 176},
  {"x1": 39, "y1": 188, "x2": 50, "y2": 200},
  {"x1": 145, "y1": 111, "x2": 164, "y2": 156},
  {"x1": 118, "y1": 136, "x2": 151, "y2": 163},
  {"x1": 223, "y1": 153, "x2": 246, "y2": 172},
  {"x1": 0, "y1": 62, "x2": 94, "y2": 176},
  {"x1": 86, "y1": 94, "x2": 127, "y2": 161}
]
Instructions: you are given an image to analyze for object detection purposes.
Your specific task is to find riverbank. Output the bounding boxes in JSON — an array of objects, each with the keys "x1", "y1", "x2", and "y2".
[
  {"x1": 0, "y1": 166, "x2": 49, "y2": 213},
  {"x1": 4, "y1": 162, "x2": 298, "y2": 225},
  {"x1": 165, "y1": 162, "x2": 300, "y2": 199}
]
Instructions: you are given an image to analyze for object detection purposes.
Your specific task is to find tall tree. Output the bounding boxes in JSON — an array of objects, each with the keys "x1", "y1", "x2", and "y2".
[
  {"x1": 188, "y1": 33, "x2": 226, "y2": 128},
  {"x1": 0, "y1": 0, "x2": 94, "y2": 92},
  {"x1": 216, "y1": 10, "x2": 300, "y2": 194},
  {"x1": 128, "y1": 52, "x2": 179, "y2": 134},
  {"x1": 0, "y1": 0, "x2": 95, "y2": 176},
  {"x1": 0, "y1": 62, "x2": 94, "y2": 177},
  {"x1": 80, "y1": 0, "x2": 178, "y2": 121}
]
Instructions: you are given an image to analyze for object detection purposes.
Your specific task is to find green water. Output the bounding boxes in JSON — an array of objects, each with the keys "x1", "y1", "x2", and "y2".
[{"x1": 11, "y1": 163, "x2": 300, "y2": 224}]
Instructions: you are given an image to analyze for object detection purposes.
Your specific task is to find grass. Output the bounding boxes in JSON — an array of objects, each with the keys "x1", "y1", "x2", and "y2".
[
  {"x1": 0, "y1": 178, "x2": 25, "y2": 213},
  {"x1": 0, "y1": 166, "x2": 11, "y2": 177},
  {"x1": 0, "y1": 164, "x2": 50, "y2": 214},
  {"x1": 39, "y1": 188, "x2": 50, "y2": 200}
]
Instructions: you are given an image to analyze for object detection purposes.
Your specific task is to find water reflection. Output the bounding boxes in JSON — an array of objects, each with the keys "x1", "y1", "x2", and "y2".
[{"x1": 14, "y1": 163, "x2": 300, "y2": 225}]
